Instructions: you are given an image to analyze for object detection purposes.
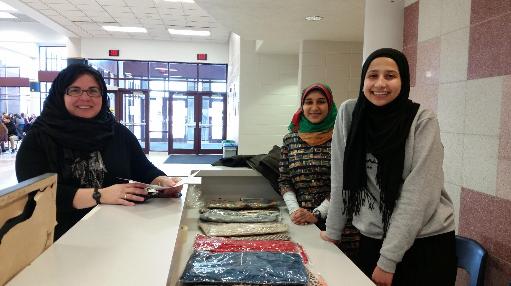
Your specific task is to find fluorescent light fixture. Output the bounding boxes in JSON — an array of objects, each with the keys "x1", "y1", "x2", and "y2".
[
  {"x1": 0, "y1": 11, "x2": 16, "y2": 18},
  {"x1": 168, "y1": 28, "x2": 210, "y2": 37},
  {"x1": 102, "y1": 26, "x2": 147, "y2": 33},
  {"x1": 305, "y1": 15, "x2": 323, "y2": 21},
  {"x1": 165, "y1": 0, "x2": 195, "y2": 3},
  {"x1": 0, "y1": 1, "x2": 17, "y2": 11}
]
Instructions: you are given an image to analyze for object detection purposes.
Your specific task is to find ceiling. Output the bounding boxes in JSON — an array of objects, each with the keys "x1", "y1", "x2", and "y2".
[
  {"x1": 196, "y1": 0, "x2": 365, "y2": 54},
  {"x1": 2, "y1": 0, "x2": 365, "y2": 54}
]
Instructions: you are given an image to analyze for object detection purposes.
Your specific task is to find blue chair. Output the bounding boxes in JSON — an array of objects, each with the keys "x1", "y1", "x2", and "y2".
[{"x1": 456, "y1": 235, "x2": 487, "y2": 286}]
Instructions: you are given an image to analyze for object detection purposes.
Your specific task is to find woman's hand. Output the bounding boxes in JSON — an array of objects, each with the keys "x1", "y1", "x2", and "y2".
[
  {"x1": 320, "y1": 231, "x2": 339, "y2": 243},
  {"x1": 100, "y1": 183, "x2": 148, "y2": 206},
  {"x1": 372, "y1": 266, "x2": 394, "y2": 286},
  {"x1": 152, "y1": 176, "x2": 182, "y2": 198},
  {"x1": 290, "y1": 208, "x2": 317, "y2": 225}
]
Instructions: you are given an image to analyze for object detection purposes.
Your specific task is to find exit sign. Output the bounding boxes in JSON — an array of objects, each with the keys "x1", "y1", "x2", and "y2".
[
  {"x1": 197, "y1": 53, "x2": 207, "y2": 61},
  {"x1": 109, "y1": 49, "x2": 120, "y2": 57}
]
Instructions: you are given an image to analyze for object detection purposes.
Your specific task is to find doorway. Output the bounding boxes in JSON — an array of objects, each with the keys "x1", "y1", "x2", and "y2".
[
  {"x1": 169, "y1": 92, "x2": 226, "y2": 154},
  {"x1": 111, "y1": 89, "x2": 226, "y2": 154},
  {"x1": 112, "y1": 89, "x2": 150, "y2": 153}
]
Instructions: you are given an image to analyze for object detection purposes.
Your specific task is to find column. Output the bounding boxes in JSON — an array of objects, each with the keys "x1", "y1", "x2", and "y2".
[
  {"x1": 66, "y1": 37, "x2": 86, "y2": 66},
  {"x1": 363, "y1": 0, "x2": 404, "y2": 61}
]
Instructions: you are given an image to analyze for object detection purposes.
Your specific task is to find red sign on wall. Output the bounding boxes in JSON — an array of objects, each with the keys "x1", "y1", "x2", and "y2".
[
  {"x1": 197, "y1": 53, "x2": 207, "y2": 61},
  {"x1": 109, "y1": 49, "x2": 120, "y2": 57}
]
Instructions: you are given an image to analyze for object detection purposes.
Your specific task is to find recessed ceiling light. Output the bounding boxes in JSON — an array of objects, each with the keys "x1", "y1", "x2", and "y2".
[
  {"x1": 0, "y1": 1, "x2": 17, "y2": 12},
  {"x1": 0, "y1": 11, "x2": 16, "y2": 18},
  {"x1": 165, "y1": 0, "x2": 195, "y2": 3},
  {"x1": 168, "y1": 28, "x2": 210, "y2": 37},
  {"x1": 305, "y1": 15, "x2": 323, "y2": 21},
  {"x1": 102, "y1": 26, "x2": 147, "y2": 33}
]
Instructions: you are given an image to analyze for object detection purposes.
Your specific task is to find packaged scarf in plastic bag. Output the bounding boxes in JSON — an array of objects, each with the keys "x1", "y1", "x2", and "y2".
[
  {"x1": 199, "y1": 222, "x2": 288, "y2": 237},
  {"x1": 199, "y1": 209, "x2": 280, "y2": 223},
  {"x1": 180, "y1": 251, "x2": 308, "y2": 285},
  {"x1": 228, "y1": 233, "x2": 291, "y2": 241},
  {"x1": 205, "y1": 198, "x2": 279, "y2": 210},
  {"x1": 192, "y1": 235, "x2": 308, "y2": 263}
]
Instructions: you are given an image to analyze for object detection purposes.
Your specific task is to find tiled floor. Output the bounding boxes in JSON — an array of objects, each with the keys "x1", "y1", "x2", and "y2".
[{"x1": 0, "y1": 151, "x2": 209, "y2": 190}]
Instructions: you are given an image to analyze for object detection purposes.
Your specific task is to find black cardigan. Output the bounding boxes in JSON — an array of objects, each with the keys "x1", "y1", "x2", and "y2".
[{"x1": 15, "y1": 122, "x2": 165, "y2": 239}]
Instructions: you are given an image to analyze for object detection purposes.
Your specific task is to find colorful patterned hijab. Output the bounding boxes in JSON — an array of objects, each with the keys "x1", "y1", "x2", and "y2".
[
  {"x1": 288, "y1": 83, "x2": 337, "y2": 146},
  {"x1": 342, "y1": 48, "x2": 420, "y2": 236}
]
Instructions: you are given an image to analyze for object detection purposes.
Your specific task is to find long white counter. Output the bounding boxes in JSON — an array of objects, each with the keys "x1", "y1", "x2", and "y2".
[{"x1": 7, "y1": 166, "x2": 374, "y2": 286}]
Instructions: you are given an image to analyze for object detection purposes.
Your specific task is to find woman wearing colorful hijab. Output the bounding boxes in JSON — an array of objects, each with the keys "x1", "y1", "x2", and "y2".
[
  {"x1": 16, "y1": 63, "x2": 182, "y2": 240},
  {"x1": 321, "y1": 48, "x2": 456, "y2": 286},
  {"x1": 279, "y1": 83, "x2": 359, "y2": 259}
]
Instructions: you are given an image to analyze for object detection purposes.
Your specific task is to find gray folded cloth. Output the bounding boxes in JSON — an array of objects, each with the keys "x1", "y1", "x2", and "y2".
[{"x1": 199, "y1": 209, "x2": 280, "y2": 223}]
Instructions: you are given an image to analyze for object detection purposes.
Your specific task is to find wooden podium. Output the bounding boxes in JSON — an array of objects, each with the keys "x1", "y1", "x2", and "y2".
[{"x1": 0, "y1": 173, "x2": 57, "y2": 285}]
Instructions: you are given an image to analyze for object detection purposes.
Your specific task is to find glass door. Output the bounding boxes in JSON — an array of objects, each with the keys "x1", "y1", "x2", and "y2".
[
  {"x1": 169, "y1": 92, "x2": 196, "y2": 153},
  {"x1": 199, "y1": 93, "x2": 226, "y2": 153},
  {"x1": 114, "y1": 89, "x2": 149, "y2": 153},
  {"x1": 169, "y1": 92, "x2": 226, "y2": 154},
  {"x1": 149, "y1": 91, "x2": 169, "y2": 152}
]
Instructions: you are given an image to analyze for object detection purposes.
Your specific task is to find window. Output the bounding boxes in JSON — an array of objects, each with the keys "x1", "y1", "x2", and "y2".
[
  {"x1": 86, "y1": 59, "x2": 227, "y2": 93},
  {"x1": 39, "y1": 46, "x2": 67, "y2": 71}
]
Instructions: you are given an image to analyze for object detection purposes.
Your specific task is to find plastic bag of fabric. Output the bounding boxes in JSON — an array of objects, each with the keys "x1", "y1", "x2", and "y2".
[
  {"x1": 227, "y1": 233, "x2": 291, "y2": 241},
  {"x1": 180, "y1": 251, "x2": 308, "y2": 285},
  {"x1": 199, "y1": 222, "x2": 288, "y2": 237},
  {"x1": 205, "y1": 198, "x2": 279, "y2": 210},
  {"x1": 199, "y1": 209, "x2": 280, "y2": 223},
  {"x1": 192, "y1": 235, "x2": 308, "y2": 263}
]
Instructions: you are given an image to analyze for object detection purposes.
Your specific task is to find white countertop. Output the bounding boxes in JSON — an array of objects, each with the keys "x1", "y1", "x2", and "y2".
[
  {"x1": 7, "y1": 166, "x2": 374, "y2": 286},
  {"x1": 7, "y1": 193, "x2": 187, "y2": 286}
]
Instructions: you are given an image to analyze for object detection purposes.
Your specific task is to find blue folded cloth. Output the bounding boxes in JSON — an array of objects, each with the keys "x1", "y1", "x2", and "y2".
[{"x1": 180, "y1": 251, "x2": 308, "y2": 285}]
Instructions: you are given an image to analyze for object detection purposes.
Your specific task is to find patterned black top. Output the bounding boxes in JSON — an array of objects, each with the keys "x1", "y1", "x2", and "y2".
[{"x1": 278, "y1": 132, "x2": 331, "y2": 210}]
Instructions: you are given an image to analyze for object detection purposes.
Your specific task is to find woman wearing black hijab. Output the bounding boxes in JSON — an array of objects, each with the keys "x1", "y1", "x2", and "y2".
[
  {"x1": 16, "y1": 63, "x2": 182, "y2": 240},
  {"x1": 321, "y1": 49, "x2": 456, "y2": 286}
]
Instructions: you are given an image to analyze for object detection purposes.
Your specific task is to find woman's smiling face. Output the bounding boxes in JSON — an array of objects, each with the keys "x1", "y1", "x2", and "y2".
[
  {"x1": 302, "y1": 90, "x2": 329, "y2": 123},
  {"x1": 363, "y1": 57, "x2": 402, "y2": 107},
  {"x1": 64, "y1": 73, "x2": 103, "y2": 119}
]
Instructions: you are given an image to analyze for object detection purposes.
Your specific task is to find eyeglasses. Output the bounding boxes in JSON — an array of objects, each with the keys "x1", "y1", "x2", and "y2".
[{"x1": 66, "y1": 87, "x2": 102, "y2": 98}]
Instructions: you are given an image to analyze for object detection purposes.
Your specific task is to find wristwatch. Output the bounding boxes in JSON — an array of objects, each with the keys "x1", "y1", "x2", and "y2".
[
  {"x1": 312, "y1": 209, "x2": 321, "y2": 220},
  {"x1": 92, "y1": 188, "x2": 102, "y2": 205}
]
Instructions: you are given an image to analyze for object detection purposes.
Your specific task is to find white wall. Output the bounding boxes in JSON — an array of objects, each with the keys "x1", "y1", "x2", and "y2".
[
  {"x1": 0, "y1": 22, "x2": 67, "y2": 45},
  {"x1": 80, "y1": 38, "x2": 228, "y2": 63},
  {"x1": 226, "y1": 33, "x2": 240, "y2": 142},
  {"x1": 299, "y1": 40, "x2": 363, "y2": 106},
  {"x1": 238, "y1": 39, "x2": 299, "y2": 155}
]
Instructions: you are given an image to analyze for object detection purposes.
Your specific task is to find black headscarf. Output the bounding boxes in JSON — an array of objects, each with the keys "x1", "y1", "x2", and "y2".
[
  {"x1": 31, "y1": 63, "x2": 115, "y2": 152},
  {"x1": 342, "y1": 48, "x2": 420, "y2": 235}
]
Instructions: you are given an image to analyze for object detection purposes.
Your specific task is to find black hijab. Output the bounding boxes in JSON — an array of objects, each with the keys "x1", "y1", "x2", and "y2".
[
  {"x1": 31, "y1": 63, "x2": 115, "y2": 152},
  {"x1": 342, "y1": 48, "x2": 420, "y2": 235}
]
